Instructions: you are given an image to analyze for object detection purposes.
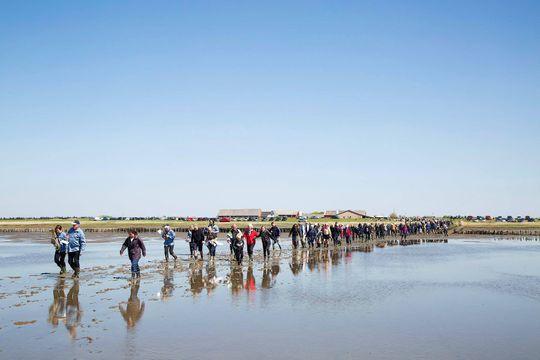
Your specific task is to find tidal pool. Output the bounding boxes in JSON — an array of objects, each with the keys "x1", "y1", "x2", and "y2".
[{"x1": 0, "y1": 233, "x2": 539, "y2": 359}]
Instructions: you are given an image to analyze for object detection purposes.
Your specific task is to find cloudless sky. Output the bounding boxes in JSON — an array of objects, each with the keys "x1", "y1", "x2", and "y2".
[{"x1": 1, "y1": 0, "x2": 539, "y2": 217}]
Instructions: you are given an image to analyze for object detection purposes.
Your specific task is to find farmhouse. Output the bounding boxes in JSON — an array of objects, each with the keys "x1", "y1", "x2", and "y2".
[
  {"x1": 337, "y1": 210, "x2": 368, "y2": 219},
  {"x1": 324, "y1": 210, "x2": 338, "y2": 218},
  {"x1": 217, "y1": 209, "x2": 262, "y2": 220}
]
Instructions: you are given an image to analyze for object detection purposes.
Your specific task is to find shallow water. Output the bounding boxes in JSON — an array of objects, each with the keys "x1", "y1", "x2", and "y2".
[{"x1": 0, "y1": 233, "x2": 539, "y2": 359}]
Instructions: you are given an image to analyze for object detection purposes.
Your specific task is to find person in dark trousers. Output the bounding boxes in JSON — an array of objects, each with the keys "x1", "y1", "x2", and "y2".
[
  {"x1": 205, "y1": 224, "x2": 219, "y2": 262},
  {"x1": 227, "y1": 224, "x2": 242, "y2": 256},
  {"x1": 269, "y1": 221, "x2": 282, "y2": 250},
  {"x1": 231, "y1": 228, "x2": 245, "y2": 265},
  {"x1": 330, "y1": 222, "x2": 341, "y2": 246},
  {"x1": 67, "y1": 220, "x2": 86, "y2": 279},
  {"x1": 307, "y1": 224, "x2": 317, "y2": 248},
  {"x1": 258, "y1": 226, "x2": 273, "y2": 261},
  {"x1": 52, "y1": 225, "x2": 68, "y2": 274},
  {"x1": 191, "y1": 226, "x2": 205, "y2": 261},
  {"x1": 161, "y1": 225, "x2": 178, "y2": 262},
  {"x1": 244, "y1": 224, "x2": 259, "y2": 262},
  {"x1": 289, "y1": 223, "x2": 300, "y2": 249},
  {"x1": 120, "y1": 230, "x2": 147, "y2": 278}
]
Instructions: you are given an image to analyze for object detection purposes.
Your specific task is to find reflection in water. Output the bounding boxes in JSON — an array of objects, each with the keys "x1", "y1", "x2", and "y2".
[
  {"x1": 271, "y1": 256, "x2": 280, "y2": 282},
  {"x1": 290, "y1": 250, "x2": 306, "y2": 276},
  {"x1": 119, "y1": 280, "x2": 145, "y2": 329},
  {"x1": 229, "y1": 265, "x2": 244, "y2": 297},
  {"x1": 303, "y1": 248, "x2": 364, "y2": 274},
  {"x1": 245, "y1": 266, "x2": 256, "y2": 303},
  {"x1": 261, "y1": 267, "x2": 272, "y2": 289},
  {"x1": 205, "y1": 263, "x2": 218, "y2": 296},
  {"x1": 65, "y1": 281, "x2": 82, "y2": 339},
  {"x1": 48, "y1": 278, "x2": 66, "y2": 327},
  {"x1": 160, "y1": 264, "x2": 175, "y2": 301},
  {"x1": 189, "y1": 262, "x2": 204, "y2": 296}
]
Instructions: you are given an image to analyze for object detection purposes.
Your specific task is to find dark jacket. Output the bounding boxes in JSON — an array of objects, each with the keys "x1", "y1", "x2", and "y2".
[
  {"x1": 191, "y1": 229, "x2": 205, "y2": 244},
  {"x1": 269, "y1": 226, "x2": 281, "y2": 240},
  {"x1": 121, "y1": 237, "x2": 146, "y2": 260},
  {"x1": 258, "y1": 229, "x2": 273, "y2": 242}
]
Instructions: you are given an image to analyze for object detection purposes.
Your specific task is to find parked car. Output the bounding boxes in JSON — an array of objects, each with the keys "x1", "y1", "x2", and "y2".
[{"x1": 219, "y1": 217, "x2": 231, "y2": 223}]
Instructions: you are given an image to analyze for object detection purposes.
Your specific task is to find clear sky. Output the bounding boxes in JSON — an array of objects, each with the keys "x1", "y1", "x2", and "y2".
[{"x1": 1, "y1": 1, "x2": 539, "y2": 218}]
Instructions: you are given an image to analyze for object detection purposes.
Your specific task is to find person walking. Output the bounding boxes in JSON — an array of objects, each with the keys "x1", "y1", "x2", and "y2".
[
  {"x1": 289, "y1": 223, "x2": 300, "y2": 249},
  {"x1": 52, "y1": 225, "x2": 68, "y2": 274},
  {"x1": 205, "y1": 222, "x2": 219, "y2": 262},
  {"x1": 321, "y1": 224, "x2": 331, "y2": 247},
  {"x1": 258, "y1": 226, "x2": 273, "y2": 261},
  {"x1": 307, "y1": 224, "x2": 317, "y2": 248},
  {"x1": 269, "y1": 221, "x2": 282, "y2": 250},
  {"x1": 227, "y1": 224, "x2": 241, "y2": 256},
  {"x1": 344, "y1": 224, "x2": 352, "y2": 245},
  {"x1": 161, "y1": 225, "x2": 178, "y2": 262},
  {"x1": 299, "y1": 222, "x2": 308, "y2": 248},
  {"x1": 244, "y1": 224, "x2": 259, "y2": 262},
  {"x1": 67, "y1": 220, "x2": 86, "y2": 279},
  {"x1": 120, "y1": 230, "x2": 147, "y2": 279},
  {"x1": 231, "y1": 227, "x2": 245, "y2": 265},
  {"x1": 191, "y1": 226, "x2": 205, "y2": 261},
  {"x1": 330, "y1": 222, "x2": 341, "y2": 246}
]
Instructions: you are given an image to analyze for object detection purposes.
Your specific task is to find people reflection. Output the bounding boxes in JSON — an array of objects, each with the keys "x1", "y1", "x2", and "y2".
[
  {"x1": 160, "y1": 264, "x2": 175, "y2": 301},
  {"x1": 289, "y1": 250, "x2": 303, "y2": 276},
  {"x1": 245, "y1": 266, "x2": 256, "y2": 290},
  {"x1": 205, "y1": 262, "x2": 218, "y2": 296},
  {"x1": 261, "y1": 266, "x2": 272, "y2": 289},
  {"x1": 48, "y1": 277, "x2": 66, "y2": 327},
  {"x1": 119, "y1": 279, "x2": 145, "y2": 329},
  {"x1": 65, "y1": 280, "x2": 82, "y2": 339},
  {"x1": 189, "y1": 261, "x2": 204, "y2": 296},
  {"x1": 271, "y1": 256, "x2": 280, "y2": 283},
  {"x1": 229, "y1": 265, "x2": 244, "y2": 297}
]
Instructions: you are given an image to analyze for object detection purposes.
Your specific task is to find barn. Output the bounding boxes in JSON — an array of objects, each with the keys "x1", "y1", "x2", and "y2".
[
  {"x1": 217, "y1": 209, "x2": 262, "y2": 220},
  {"x1": 337, "y1": 210, "x2": 368, "y2": 219}
]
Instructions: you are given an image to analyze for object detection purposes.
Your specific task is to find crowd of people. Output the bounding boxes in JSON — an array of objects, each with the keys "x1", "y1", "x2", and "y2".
[{"x1": 50, "y1": 219, "x2": 451, "y2": 279}]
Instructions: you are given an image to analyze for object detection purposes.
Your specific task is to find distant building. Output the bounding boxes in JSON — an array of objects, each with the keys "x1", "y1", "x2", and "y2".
[
  {"x1": 218, "y1": 209, "x2": 262, "y2": 220},
  {"x1": 324, "y1": 210, "x2": 338, "y2": 218},
  {"x1": 275, "y1": 210, "x2": 300, "y2": 218},
  {"x1": 337, "y1": 210, "x2": 368, "y2": 219}
]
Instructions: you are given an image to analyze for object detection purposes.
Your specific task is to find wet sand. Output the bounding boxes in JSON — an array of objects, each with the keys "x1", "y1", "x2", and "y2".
[{"x1": 0, "y1": 233, "x2": 539, "y2": 359}]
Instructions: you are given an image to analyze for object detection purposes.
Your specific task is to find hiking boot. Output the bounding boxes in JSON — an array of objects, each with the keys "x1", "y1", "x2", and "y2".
[{"x1": 72, "y1": 268, "x2": 80, "y2": 279}]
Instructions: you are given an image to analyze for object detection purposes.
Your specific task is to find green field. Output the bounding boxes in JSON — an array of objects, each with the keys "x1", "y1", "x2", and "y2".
[
  {"x1": 0, "y1": 217, "x2": 392, "y2": 231},
  {"x1": 0, "y1": 218, "x2": 537, "y2": 232}
]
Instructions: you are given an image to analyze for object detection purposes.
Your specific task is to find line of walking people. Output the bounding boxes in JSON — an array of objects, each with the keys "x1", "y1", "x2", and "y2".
[{"x1": 51, "y1": 219, "x2": 450, "y2": 279}]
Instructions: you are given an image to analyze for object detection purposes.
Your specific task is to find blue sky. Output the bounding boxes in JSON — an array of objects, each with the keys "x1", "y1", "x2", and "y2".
[{"x1": 1, "y1": 0, "x2": 539, "y2": 217}]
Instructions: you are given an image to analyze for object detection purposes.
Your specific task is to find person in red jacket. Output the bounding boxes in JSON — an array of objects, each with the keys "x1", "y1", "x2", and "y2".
[{"x1": 244, "y1": 224, "x2": 259, "y2": 262}]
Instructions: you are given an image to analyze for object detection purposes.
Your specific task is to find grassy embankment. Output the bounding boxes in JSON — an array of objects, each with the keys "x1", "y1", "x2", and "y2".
[
  {"x1": 453, "y1": 220, "x2": 540, "y2": 235},
  {"x1": 0, "y1": 218, "x2": 537, "y2": 233},
  {"x1": 0, "y1": 218, "x2": 391, "y2": 232}
]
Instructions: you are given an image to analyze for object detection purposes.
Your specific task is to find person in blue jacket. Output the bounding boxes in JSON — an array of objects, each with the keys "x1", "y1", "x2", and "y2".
[
  {"x1": 53, "y1": 225, "x2": 68, "y2": 274},
  {"x1": 67, "y1": 220, "x2": 86, "y2": 279},
  {"x1": 162, "y1": 225, "x2": 178, "y2": 262}
]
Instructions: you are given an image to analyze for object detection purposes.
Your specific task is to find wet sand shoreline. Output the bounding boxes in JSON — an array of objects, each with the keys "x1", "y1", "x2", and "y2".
[{"x1": 1, "y1": 235, "x2": 539, "y2": 359}]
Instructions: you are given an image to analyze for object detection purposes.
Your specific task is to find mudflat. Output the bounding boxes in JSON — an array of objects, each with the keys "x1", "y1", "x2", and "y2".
[{"x1": 0, "y1": 233, "x2": 539, "y2": 359}]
